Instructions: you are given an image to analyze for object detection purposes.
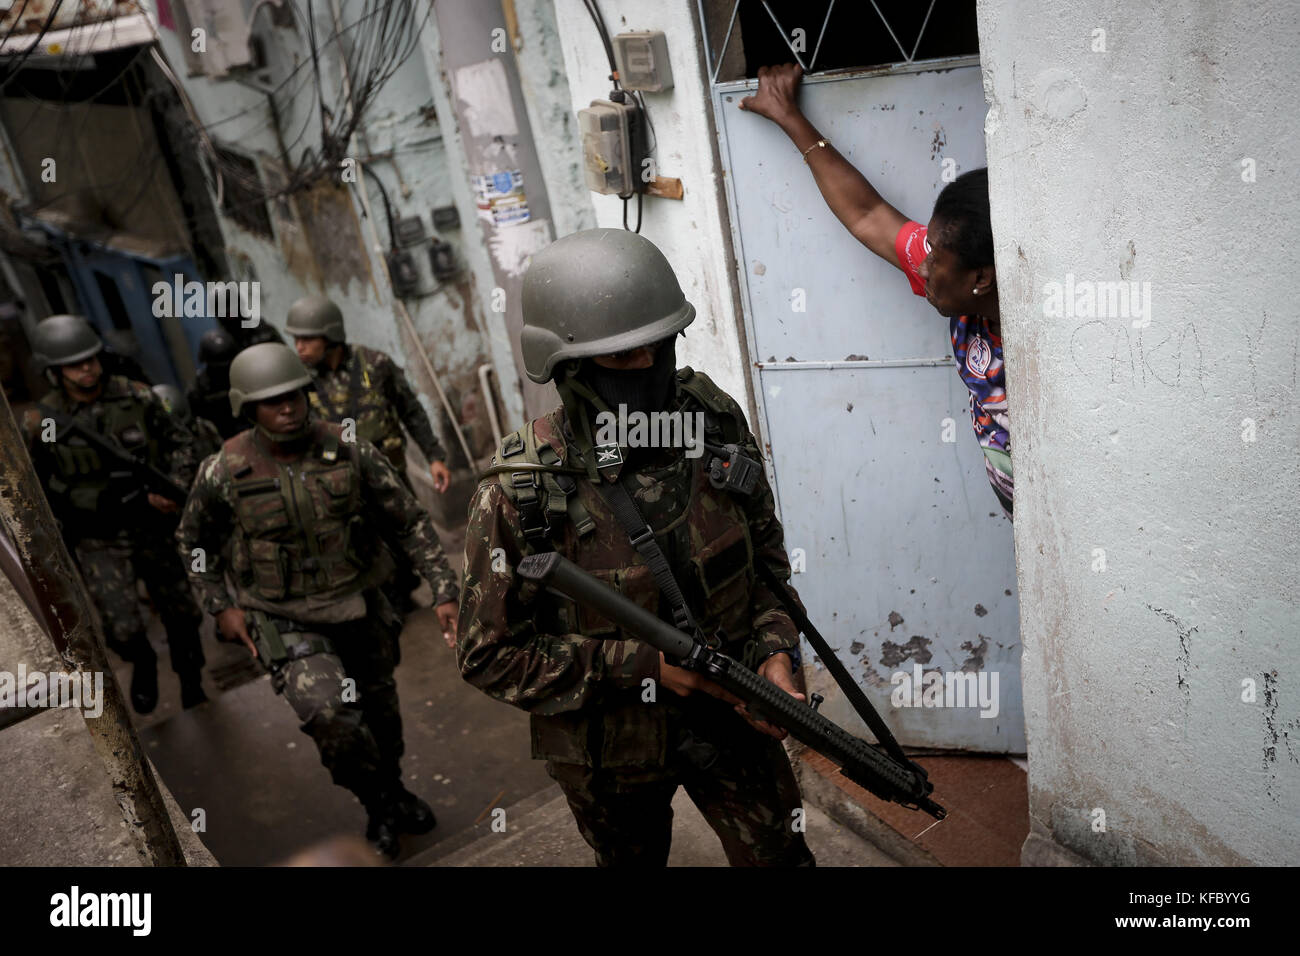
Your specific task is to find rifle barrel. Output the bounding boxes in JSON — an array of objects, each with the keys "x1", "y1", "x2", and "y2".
[{"x1": 515, "y1": 551, "x2": 947, "y2": 819}]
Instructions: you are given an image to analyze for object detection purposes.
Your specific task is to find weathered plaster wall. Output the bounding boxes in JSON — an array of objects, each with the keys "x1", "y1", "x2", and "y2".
[
  {"x1": 549, "y1": 0, "x2": 752, "y2": 412},
  {"x1": 978, "y1": 0, "x2": 1300, "y2": 864},
  {"x1": 145, "y1": 1, "x2": 495, "y2": 463},
  {"x1": 510, "y1": 0, "x2": 597, "y2": 242}
]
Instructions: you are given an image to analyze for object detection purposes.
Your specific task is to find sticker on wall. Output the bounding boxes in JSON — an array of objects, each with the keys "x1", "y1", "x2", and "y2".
[{"x1": 472, "y1": 169, "x2": 530, "y2": 227}]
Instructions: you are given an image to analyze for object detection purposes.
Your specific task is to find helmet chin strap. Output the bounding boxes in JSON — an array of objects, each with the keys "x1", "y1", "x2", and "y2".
[
  {"x1": 555, "y1": 369, "x2": 612, "y2": 481},
  {"x1": 256, "y1": 422, "x2": 312, "y2": 444}
]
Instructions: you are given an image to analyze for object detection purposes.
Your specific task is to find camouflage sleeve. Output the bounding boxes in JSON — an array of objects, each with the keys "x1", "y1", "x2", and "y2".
[
  {"x1": 455, "y1": 479, "x2": 660, "y2": 716},
  {"x1": 727, "y1": 403, "x2": 802, "y2": 660},
  {"x1": 356, "y1": 438, "x2": 459, "y2": 604},
  {"x1": 138, "y1": 384, "x2": 198, "y2": 488},
  {"x1": 175, "y1": 454, "x2": 236, "y2": 615},
  {"x1": 384, "y1": 356, "x2": 446, "y2": 463}
]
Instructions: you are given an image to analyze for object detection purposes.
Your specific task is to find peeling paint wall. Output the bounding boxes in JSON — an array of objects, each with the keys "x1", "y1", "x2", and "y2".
[
  {"x1": 144, "y1": 1, "x2": 497, "y2": 464},
  {"x1": 424, "y1": 0, "x2": 563, "y2": 424},
  {"x1": 548, "y1": 0, "x2": 752, "y2": 413},
  {"x1": 978, "y1": 0, "x2": 1300, "y2": 864},
  {"x1": 510, "y1": 0, "x2": 597, "y2": 242}
]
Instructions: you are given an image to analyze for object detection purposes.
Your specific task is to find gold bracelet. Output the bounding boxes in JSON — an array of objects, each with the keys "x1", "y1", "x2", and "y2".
[{"x1": 801, "y1": 138, "x2": 829, "y2": 163}]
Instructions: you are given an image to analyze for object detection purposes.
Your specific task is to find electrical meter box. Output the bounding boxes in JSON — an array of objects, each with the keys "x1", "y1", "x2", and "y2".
[
  {"x1": 579, "y1": 98, "x2": 645, "y2": 196},
  {"x1": 613, "y1": 31, "x2": 673, "y2": 92}
]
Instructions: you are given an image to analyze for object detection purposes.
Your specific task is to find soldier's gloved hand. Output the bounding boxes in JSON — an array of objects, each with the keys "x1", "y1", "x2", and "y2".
[
  {"x1": 148, "y1": 493, "x2": 180, "y2": 514},
  {"x1": 216, "y1": 607, "x2": 258, "y2": 659},
  {"x1": 435, "y1": 600, "x2": 458, "y2": 648},
  {"x1": 429, "y1": 460, "x2": 451, "y2": 494}
]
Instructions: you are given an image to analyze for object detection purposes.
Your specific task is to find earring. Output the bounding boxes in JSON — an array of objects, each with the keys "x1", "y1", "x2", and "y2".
[{"x1": 972, "y1": 288, "x2": 981, "y2": 295}]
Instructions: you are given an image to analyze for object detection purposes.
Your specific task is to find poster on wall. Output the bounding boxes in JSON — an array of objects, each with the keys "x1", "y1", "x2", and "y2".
[{"x1": 472, "y1": 169, "x2": 530, "y2": 227}]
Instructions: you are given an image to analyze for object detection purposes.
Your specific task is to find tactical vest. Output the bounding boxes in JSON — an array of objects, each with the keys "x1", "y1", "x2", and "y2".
[
  {"x1": 40, "y1": 378, "x2": 158, "y2": 518},
  {"x1": 493, "y1": 368, "x2": 764, "y2": 766},
  {"x1": 308, "y1": 348, "x2": 405, "y2": 465},
  {"x1": 496, "y1": 367, "x2": 757, "y2": 651},
  {"x1": 222, "y1": 422, "x2": 381, "y2": 604}
]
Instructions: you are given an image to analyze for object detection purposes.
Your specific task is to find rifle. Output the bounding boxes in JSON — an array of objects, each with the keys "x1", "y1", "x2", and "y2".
[
  {"x1": 517, "y1": 551, "x2": 947, "y2": 820},
  {"x1": 39, "y1": 405, "x2": 189, "y2": 506}
]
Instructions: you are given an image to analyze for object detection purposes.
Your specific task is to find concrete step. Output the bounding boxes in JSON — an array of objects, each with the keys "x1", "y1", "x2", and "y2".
[
  {"x1": 423, "y1": 780, "x2": 902, "y2": 867},
  {"x1": 137, "y1": 606, "x2": 552, "y2": 865},
  {"x1": 401, "y1": 784, "x2": 565, "y2": 867}
]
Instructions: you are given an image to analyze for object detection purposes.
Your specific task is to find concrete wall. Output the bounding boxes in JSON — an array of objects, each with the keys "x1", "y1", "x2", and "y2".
[
  {"x1": 511, "y1": 0, "x2": 598, "y2": 243},
  {"x1": 548, "y1": 0, "x2": 753, "y2": 415},
  {"x1": 978, "y1": 0, "x2": 1300, "y2": 864},
  {"x1": 146, "y1": 1, "x2": 500, "y2": 465}
]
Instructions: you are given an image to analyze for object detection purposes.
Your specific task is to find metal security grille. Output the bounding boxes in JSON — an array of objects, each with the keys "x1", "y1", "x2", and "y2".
[{"x1": 699, "y1": 0, "x2": 980, "y2": 83}]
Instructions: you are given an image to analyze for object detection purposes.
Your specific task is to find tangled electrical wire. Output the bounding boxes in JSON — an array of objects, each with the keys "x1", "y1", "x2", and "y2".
[
  {"x1": 2, "y1": 0, "x2": 430, "y2": 221},
  {"x1": 191, "y1": 0, "x2": 432, "y2": 210}
]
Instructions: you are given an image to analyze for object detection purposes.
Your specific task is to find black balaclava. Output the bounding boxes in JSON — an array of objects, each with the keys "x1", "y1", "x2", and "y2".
[{"x1": 576, "y1": 335, "x2": 678, "y2": 419}]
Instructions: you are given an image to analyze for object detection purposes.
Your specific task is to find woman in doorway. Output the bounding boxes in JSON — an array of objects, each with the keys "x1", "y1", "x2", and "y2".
[{"x1": 740, "y1": 64, "x2": 1011, "y2": 519}]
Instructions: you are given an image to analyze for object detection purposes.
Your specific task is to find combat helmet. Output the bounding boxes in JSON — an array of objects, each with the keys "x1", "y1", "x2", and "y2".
[
  {"x1": 31, "y1": 314, "x2": 103, "y2": 374},
  {"x1": 198, "y1": 328, "x2": 238, "y2": 366},
  {"x1": 228, "y1": 342, "x2": 313, "y2": 417},
  {"x1": 284, "y1": 295, "x2": 346, "y2": 343},
  {"x1": 151, "y1": 383, "x2": 191, "y2": 422},
  {"x1": 520, "y1": 229, "x2": 695, "y2": 383}
]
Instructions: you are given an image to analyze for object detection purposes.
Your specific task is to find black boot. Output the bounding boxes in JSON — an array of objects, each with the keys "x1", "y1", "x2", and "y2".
[
  {"x1": 179, "y1": 672, "x2": 208, "y2": 709},
  {"x1": 390, "y1": 784, "x2": 437, "y2": 835},
  {"x1": 364, "y1": 794, "x2": 402, "y2": 859},
  {"x1": 130, "y1": 656, "x2": 158, "y2": 715}
]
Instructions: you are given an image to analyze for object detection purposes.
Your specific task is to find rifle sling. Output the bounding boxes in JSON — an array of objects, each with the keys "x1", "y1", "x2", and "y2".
[
  {"x1": 754, "y1": 560, "x2": 913, "y2": 768},
  {"x1": 589, "y1": 458, "x2": 918, "y2": 775},
  {"x1": 596, "y1": 477, "x2": 700, "y2": 635},
  {"x1": 38, "y1": 403, "x2": 187, "y2": 504}
]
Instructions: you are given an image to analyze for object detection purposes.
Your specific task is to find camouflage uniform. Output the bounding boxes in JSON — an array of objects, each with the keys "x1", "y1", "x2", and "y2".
[
  {"x1": 457, "y1": 369, "x2": 814, "y2": 867},
  {"x1": 188, "y1": 368, "x2": 244, "y2": 440},
  {"x1": 176, "y1": 419, "x2": 459, "y2": 806},
  {"x1": 188, "y1": 415, "x2": 224, "y2": 462},
  {"x1": 307, "y1": 344, "x2": 446, "y2": 481},
  {"x1": 20, "y1": 376, "x2": 205, "y2": 682}
]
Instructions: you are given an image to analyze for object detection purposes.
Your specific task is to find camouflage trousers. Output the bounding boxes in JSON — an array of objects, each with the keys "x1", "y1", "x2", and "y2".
[
  {"x1": 381, "y1": 459, "x2": 420, "y2": 613},
  {"x1": 546, "y1": 703, "x2": 815, "y2": 867},
  {"x1": 263, "y1": 592, "x2": 405, "y2": 802},
  {"x1": 75, "y1": 535, "x2": 205, "y2": 677}
]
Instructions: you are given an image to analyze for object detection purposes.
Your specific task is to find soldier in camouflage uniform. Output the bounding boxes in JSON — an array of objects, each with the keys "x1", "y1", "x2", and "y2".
[
  {"x1": 20, "y1": 314, "x2": 205, "y2": 714},
  {"x1": 152, "y1": 383, "x2": 223, "y2": 462},
  {"x1": 288, "y1": 295, "x2": 452, "y2": 613},
  {"x1": 188, "y1": 328, "x2": 245, "y2": 440},
  {"x1": 176, "y1": 342, "x2": 461, "y2": 857},
  {"x1": 457, "y1": 229, "x2": 815, "y2": 867},
  {"x1": 286, "y1": 295, "x2": 451, "y2": 492}
]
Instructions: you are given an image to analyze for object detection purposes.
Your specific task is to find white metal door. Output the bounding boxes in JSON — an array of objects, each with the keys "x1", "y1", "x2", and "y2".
[{"x1": 712, "y1": 60, "x2": 1024, "y2": 753}]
